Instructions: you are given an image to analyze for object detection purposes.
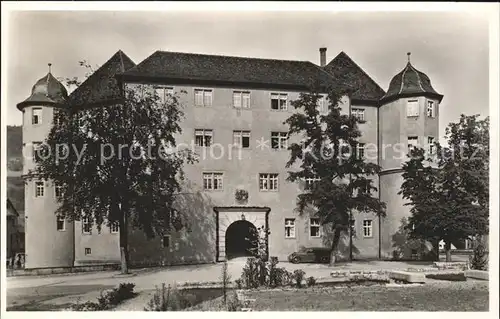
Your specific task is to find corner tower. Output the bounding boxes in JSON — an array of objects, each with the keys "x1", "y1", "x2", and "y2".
[
  {"x1": 378, "y1": 53, "x2": 443, "y2": 259},
  {"x1": 17, "y1": 64, "x2": 75, "y2": 269}
]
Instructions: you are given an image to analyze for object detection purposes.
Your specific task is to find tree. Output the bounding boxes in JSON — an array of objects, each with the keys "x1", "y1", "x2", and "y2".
[
  {"x1": 400, "y1": 114, "x2": 489, "y2": 262},
  {"x1": 285, "y1": 84, "x2": 386, "y2": 264},
  {"x1": 30, "y1": 63, "x2": 196, "y2": 273}
]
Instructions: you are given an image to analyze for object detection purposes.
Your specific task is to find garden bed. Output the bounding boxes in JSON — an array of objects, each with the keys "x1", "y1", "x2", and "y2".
[{"x1": 243, "y1": 281, "x2": 489, "y2": 311}]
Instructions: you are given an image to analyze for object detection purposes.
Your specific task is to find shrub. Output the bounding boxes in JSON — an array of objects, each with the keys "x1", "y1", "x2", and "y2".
[
  {"x1": 275, "y1": 267, "x2": 293, "y2": 287},
  {"x1": 226, "y1": 291, "x2": 243, "y2": 311},
  {"x1": 241, "y1": 257, "x2": 260, "y2": 289},
  {"x1": 470, "y1": 243, "x2": 488, "y2": 271},
  {"x1": 292, "y1": 269, "x2": 306, "y2": 288},
  {"x1": 306, "y1": 276, "x2": 317, "y2": 287},
  {"x1": 234, "y1": 279, "x2": 243, "y2": 289},
  {"x1": 72, "y1": 282, "x2": 136, "y2": 311},
  {"x1": 268, "y1": 257, "x2": 280, "y2": 288},
  {"x1": 144, "y1": 283, "x2": 197, "y2": 311},
  {"x1": 72, "y1": 301, "x2": 103, "y2": 311}
]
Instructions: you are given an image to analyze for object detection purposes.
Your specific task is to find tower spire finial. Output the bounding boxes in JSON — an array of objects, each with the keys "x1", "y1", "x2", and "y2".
[
  {"x1": 48, "y1": 63, "x2": 52, "y2": 73},
  {"x1": 407, "y1": 52, "x2": 411, "y2": 63}
]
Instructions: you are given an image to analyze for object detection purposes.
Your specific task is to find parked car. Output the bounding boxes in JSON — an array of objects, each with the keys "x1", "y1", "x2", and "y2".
[{"x1": 288, "y1": 247, "x2": 331, "y2": 264}]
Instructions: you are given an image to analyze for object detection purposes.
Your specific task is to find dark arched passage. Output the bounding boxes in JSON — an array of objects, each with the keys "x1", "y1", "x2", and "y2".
[{"x1": 225, "y1": 220, "x2": 258, "y2": 259}]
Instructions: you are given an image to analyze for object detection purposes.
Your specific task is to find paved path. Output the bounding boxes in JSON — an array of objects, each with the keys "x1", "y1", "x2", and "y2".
[{"x1": 6, "y1": 258, "x2": 465, "y2": 310}]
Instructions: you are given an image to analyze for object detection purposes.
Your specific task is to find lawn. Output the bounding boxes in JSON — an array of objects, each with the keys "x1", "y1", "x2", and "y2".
[{"x1": 244, "y1": 280, "x2": 489, "y2": 311}]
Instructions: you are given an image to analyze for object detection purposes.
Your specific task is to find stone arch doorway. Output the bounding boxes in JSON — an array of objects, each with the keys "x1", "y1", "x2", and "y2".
[
  {"x1": 225, "y1": 220, "x2": 258, "y2": 259},
  {"x1": 214, "y1": 207, "x2": 270, "y2": 261}
]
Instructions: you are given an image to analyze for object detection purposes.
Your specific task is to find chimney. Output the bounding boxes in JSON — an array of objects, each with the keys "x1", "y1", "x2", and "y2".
[{"x1": 319, "y1": 47, "x2": 327, "y2": 67}]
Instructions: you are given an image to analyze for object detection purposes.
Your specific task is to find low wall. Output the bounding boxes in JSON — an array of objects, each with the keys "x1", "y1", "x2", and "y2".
[{"x1": 6, "y1": 263, "x2": 120, "y2": 277}]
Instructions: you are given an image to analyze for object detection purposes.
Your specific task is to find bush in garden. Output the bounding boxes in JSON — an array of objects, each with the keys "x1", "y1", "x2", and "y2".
[
  {"x1": 292, "y1": 269, "x2": 306, "y2": 288},
  {"x1": 256, "y1": 257, "x2": 268, "y2": 286},
  {"x1": 268, "y1": 257, "x2": 280, "y2": 287},
  {"x1": 234, "y1": 278, "x2": 243, "y2": 289},
  {"x1": 306, "y1": 276, "x2": 317, "y2": 287},
  {"x1": 226, "y1": 291, "x2": 243, "y2": 311},
  {"x1": 470, "y1": 243, "x2": 488, "y2": 270},
  {"x1": 241, "y1": 257, "x2": 260, "y2": 289},
  {"x1": 144, "y1": 283, "x2": 197, "y2": 311},
  {"x1": 72, "y1": 282, "x2": 136, "y2": 311},
  {"x1": 274, "y1": 267, "x2": 293, "y2": 287}
]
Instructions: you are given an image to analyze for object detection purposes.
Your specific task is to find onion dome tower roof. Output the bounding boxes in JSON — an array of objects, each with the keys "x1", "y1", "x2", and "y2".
[
  {"x1": 17, "y1": 64, "x2": 68, "y2": 110},
  {"x1": 381, "y1": 53, "x2": 443, "y2": 104}
]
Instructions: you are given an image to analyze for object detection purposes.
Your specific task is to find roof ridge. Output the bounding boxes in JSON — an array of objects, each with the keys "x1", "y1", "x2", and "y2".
[
  {"x1": 398, "y1": 64, "x2": 410, "y2": 95},
  {"x1": 68, "y1": 50, "x2": 134, "y2": 103},
  {"x1": 154, "y1": 50, "x2": 311, "y2": 64},
  {"x1": 328, "y1": 51, "x2": 386, "y2": 94},
  {"x1": 407, "y1": 63, "x2": 426, "y2": 92}
]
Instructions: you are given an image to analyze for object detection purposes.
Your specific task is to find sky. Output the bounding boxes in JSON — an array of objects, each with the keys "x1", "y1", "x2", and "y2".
[{"x1": 5, "y1": 10, "x2": 490, "y2": 140}]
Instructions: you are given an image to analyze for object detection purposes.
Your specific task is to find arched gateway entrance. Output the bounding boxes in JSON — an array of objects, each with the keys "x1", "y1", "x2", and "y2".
[
  {"x1": 214, "y1": 206, "x2": 270, "y2": 261},
  {"x1": 225, "y1": 220, "x2": 258, "y2": 259}
]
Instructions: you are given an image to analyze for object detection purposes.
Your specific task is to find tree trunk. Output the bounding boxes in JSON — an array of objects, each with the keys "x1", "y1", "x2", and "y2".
[
  {"x1": 329, "y1": 226, "x2": 342, "y2": 266},
  {"x1": 119, "y1": 210, "x2": 130, "y2": 274},
  {"x1": 434, "y1": 238, "x2": 440, "y2": 261},
  {"x1": 445, "y1": 241, "x2": 452, "y2": 262}
]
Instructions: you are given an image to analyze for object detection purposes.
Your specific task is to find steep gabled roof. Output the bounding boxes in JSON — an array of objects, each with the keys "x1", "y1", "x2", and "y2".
[
  {"x1": 66, "y1": 50, "x2": 136, "y2": 108},
  {"x1": 324, "y1": 52, "x2": 386, "y2": 104},
  {"x1": 118, "y1": 51, "x2": 338, "y2": 91}
]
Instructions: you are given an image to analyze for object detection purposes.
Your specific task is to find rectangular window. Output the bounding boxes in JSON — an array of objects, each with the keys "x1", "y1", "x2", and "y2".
[
  {"x1": 407, "y1": 100, "x2": 419, "y2": 117},
  {"x1": 233, "y1": 130, "x2": 250, "y2": 148},
  {"x1": 351, "y1": 108, "x2": 365, "y2": 122},
  {"x1": 82, "y1": 215, "x2": 92, "y2": 234},
  {"x1": 259, "y1": 173, "x2": 279, "y2": 191},
  {"x1": 110, "y1": 221, "x2": 119, "y2": 234},
  {"x1": 56, "y1": 216, "x2": 65, "y2": 231},
  {"x1": 363, "y1": 220, "x2": 373, "y2": 237},
  {"x1": 195, "y1": 129, "x2": 213, "y2": 147},
  {"x1": 408, "y1": 136, "x2": 418, "y2": 153},
  {"x1": 35, "y1": 181, "x2": 44, "y2": 197},
  {"x1": 426, "y1": 100, "x2": 435, "y2": 118},
  {"x1": 55, "y1": 183, "x2": 63, "y2": 199},
  {"x1": 85, "y1": 248, "x2": 92, "y2": 256},
  {"x1": 195, "y1": 89, "x2": 213, "y2": 107},
  {"x1": 203, "y1": 172, "x2": 223, "y2": 191},
  {"x1": 310, "y1": 218, "x2": 321, "y2": 238},
  {"x1": 428, "y1": 137, "x2": 435, "y2": 155},
  {"x1": 162, "y1": 235, "x2": 170, "y2": 248},
  {"x1": 271, "y1": 132, "x2": 289, "y2": 150},
  {"x1": 285, "y1": 218, "x2": 296, "y2": 238},
  {"x1": 32, "y1": 108, "x2": 42, "y2": 124},
  {"x1": 33, "y1": 142, "x2": 42, "y2": 162},
  {"x1": 317, "y1": 95, "x2": 327, "y2": 114},
  {"x1": 155, "y1": 86, "x2": 174, "y2": 104},
  {"x1": 357, "y1": 143, "x2": 365, "y2": 160},
  {"x1": 270, "y1": 93, "x2": 288, "y2": 111},
  {"x1": 304, "y1": 177, "x2": 320, "y2": 191},
  {"x1": 233, "y1": 91, "x2": 251, "y2": 108}
]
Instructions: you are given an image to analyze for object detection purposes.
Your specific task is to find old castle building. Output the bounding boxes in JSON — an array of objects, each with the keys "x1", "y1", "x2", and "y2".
[{"x1": 18, "y1": 48, "x2": 443, "y2": 269}]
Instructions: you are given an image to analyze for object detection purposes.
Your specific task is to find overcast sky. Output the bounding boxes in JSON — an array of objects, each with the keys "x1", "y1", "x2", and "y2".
[{"x1": 6, "y1": 10, "x2": 490, "y2": 139}]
